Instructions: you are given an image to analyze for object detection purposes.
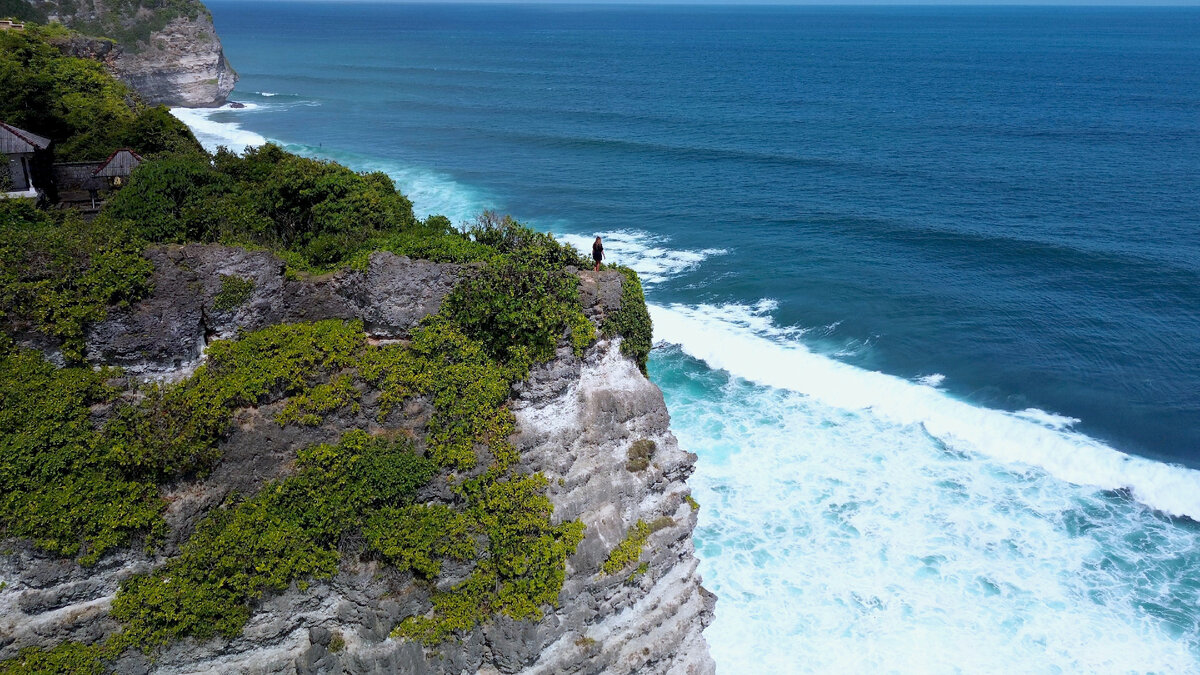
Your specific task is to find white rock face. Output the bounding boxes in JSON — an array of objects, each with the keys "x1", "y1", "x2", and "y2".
[
  {"x1": 511, "y1": 340, "x2": 717, "y2": 675},
  {"x1": 113, "y1": 16, "x2": 237, "y2": 107},
  {"x1": 28, "y1": 0, "x2": 238, "y2": 107}
]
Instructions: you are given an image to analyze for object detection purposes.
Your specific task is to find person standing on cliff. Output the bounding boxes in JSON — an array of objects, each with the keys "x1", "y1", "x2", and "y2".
[{"x1": 592, "y1": 236, "x2": 605, "y2": 272}]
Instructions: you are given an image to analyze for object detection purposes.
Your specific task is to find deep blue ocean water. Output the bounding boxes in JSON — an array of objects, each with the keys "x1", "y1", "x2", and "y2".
[{"x1": 188, "y1": 3, "x2": 1200, "y2": 670}]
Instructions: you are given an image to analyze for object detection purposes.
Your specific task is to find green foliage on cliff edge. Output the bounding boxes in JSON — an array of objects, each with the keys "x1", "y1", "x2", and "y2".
[
  {"x1": 0, "y1": 338, "x2": 164, "y2": 565},
  {"x1": 26, "y1": 0, "x2": 208, "y2": 52},
  {"x1": 105, "y1": 314, "x2": 584, "y2": 653},
  {"x1": 102, "y1": 144, "x2": 421, "y2": 269},
  {"x1": 0, "y1": 22, "x2": 204, "y2": 160},
  {"x1": 0, "y1": 320, "x2": 367, "y2": 565},
  {"x1": 603, "y1": 265, "x2": 653, "y2": 374},
  {"x1": 0, "y1": 641, "x2": 110, "y2": 675}
]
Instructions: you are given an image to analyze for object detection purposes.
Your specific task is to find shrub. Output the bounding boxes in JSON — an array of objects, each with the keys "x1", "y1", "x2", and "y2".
[
  {"x1": 0, "y1": 341, "x2": 164, "y2": 564},
  {"x1": 110, "y1": 430, "x2": 436, "y2": 651},
  {"x1": 625, "y1": 439, "x2": 656, "y2": 472},
  {"x1": 328, "y1": 632, "x2": 346, "y2": 653},
  {"x1": 602, "y1": 266, "x2": 652, "y2": 375},
  {"x1": 0, "y1": 23, "x2": 201, "y2": 161},
  {"x1": 0, "y1": 642, "x2": 110, "y2": 675},
  {"x1": 103, "y1": 144, "x2": 419, "y2": 270},
  {"x1": 213, "y1": 274, "x2": 255, "y2": 311},
  {"x1": 600, "y1": 520, "x2": 650, "y2": 576}
]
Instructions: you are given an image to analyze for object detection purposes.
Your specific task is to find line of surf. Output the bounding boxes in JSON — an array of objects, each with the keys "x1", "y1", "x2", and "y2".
[{"x1": 651, "y1": 300, "x2": 1200, "y2": 520}]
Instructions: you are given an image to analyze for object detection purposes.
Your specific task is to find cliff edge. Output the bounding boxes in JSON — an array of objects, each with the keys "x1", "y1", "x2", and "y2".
[
  {"x1": 27, "y1": 0, "x2": 236, "y2": 106},
  {"x1": 0, "y1": 245, "x2": 715, "y2": 674}
]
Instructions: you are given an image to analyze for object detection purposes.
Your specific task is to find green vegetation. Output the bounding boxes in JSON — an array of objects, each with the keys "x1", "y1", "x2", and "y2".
[
  {"x1": 685, "y1": 494, "x2": 700, "y2": 511},
  {"x1": 601, "y1": 520, "x2": 651, "y2": 576},
  {"x1": 443, "y1": 212, "x2": 592, "y2": 367},
  {"x1": 0, "y1": 23, "x2": 202, "y2": 160},
  {"x1": 0, "y1": 202, "x2": 153, "y2": 361},
  {"x1": 103, "y1": 145, "x2": 421, "y2": 269},
  {"x1": 627, "y1": 562, "x2": 650, "y2": 584},
  {"x1": 275, "y1": 375, "x2": 360, "y2": 427},
  {"x1": 603, "y1": 266, "x2": 653, "y2": 374},
  {"x1": 0, "y1": 642, "x2": 110, "y2": 675},
  {"x1": 328, "y1": 632, "x2": 346, "y2": 653},
  {"x1": 0, "y1": 339, "x2": 164, "y2": 564},
  {"x1": 104, "y1": 320, "x2": 365, "y2": 480},
  {"x1": 625, "y1": 438, "x2": 656, "y2": 473},
  {"x1": 213, "y1": 274, "x2": 254, "y2": 311},
  {"x1": 600, "y1": 517, "x2": 673, "y2": 577},
  {"x1": 0, "y1": 0, "x2": 47, "y2": 22},
  {"x1": 0, "y1": 21, "x2": 659, "y2": 666},
  {"x1": 110, "y1": 429, "x2": 434, "y2": 650},
  {"x1": 42, "y1": 0, "x2": 207, "y2": 52},
  {"x1": 0, "y1": 320, "x2": 368, "y2": 566},
  {"x1": 105, "y1": 315, "x2": 587, "y2": 651}
]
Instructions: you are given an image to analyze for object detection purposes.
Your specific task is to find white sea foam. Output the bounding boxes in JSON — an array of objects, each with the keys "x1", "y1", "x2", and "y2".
[
  {"x1": 170, "y1": 109, "x2": 485, "y2": 223},
  {"x1": 651, "y1": 301, "x2": 1200, "y2": 520},
  {"x1": 916, "y1": 373, "x2": 946, "y2": 388},
  {"x1": 170, "y1": 105, "x2": 267, "y2": 153},
  {"x1": 557, "y1": 230, "x2": 725, "y2": 284},
  {"x1": 665, "y1": 368, "x2": 1200, "y2": 672}
]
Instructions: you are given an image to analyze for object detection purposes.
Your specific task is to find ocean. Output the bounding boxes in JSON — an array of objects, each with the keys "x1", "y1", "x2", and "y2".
[{"x1": 186, "y1": 3, "x2": 1200, "y2": 671}]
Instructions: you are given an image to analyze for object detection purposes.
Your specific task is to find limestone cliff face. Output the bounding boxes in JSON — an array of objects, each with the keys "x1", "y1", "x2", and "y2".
[
  {"x1": 0, "y1": 245, "x2": 715, "y2": 673},
  {"x1": 30, "y1": 0, "x2": 237, "y2": 107},
  {"x1": 109, "y1": 15, "x2": 237, "y2": 108}
]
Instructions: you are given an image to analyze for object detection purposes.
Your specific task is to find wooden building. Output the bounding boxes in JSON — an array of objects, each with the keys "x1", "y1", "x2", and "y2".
[
  {"x1": 1, "y1": 121, "x2": 51, "y2": 198},
  {"x1": 93, "y1": 149, "x2": 144, "y2": 187}
]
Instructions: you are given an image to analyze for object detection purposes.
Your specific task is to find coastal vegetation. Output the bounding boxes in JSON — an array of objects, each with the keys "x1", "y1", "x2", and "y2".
[
  {"x1": 6, "y1": 0, "x2": 208, "y2": 51},
  {"x1": 603, "y1": 265, "x2": 652, "y2": 374},
  {"x1": 0, "y1": 20, "x2": 653, "y2": 671},
  {"x1": 0, "y1": 21, "x2": 202, "y2": 160}
]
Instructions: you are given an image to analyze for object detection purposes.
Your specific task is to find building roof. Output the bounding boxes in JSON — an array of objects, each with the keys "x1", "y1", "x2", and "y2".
[
  {"x1": 93, "y1": 149, "x2": 144, "y2": 178},
  {"x1": 0, "y1": 121, "x2": 52, "y2": 154}
]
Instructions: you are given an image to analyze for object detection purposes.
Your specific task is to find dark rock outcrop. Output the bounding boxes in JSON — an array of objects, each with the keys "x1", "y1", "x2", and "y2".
[{"x1": 85, "y1": 244, "x2": 465, "y2": 375}]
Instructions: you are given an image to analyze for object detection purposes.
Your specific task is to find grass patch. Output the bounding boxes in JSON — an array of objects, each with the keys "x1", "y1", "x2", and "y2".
[
  {"x1": 213, "y1": 275, "x2": 255, "y2": 311},
  {"x1": 600, "y1": 520, "x2": 650, "y2": 576},
  {"x1": 0, "y1": 642, "x2": 111, "y2": 675}
]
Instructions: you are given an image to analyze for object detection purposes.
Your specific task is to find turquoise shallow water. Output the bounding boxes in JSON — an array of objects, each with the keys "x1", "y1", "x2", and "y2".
[{"x1": 188, "y1": 3, "x2": 1200, "y2": 670}]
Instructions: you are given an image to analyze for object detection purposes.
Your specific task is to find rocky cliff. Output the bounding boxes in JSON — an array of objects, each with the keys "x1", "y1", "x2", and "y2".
[
  {"x1": 0, "y1": 245, "x2": 715, "y2": 674},
  {"x1": 28, "y1": 0, "x2": 236, "y2": 106}
]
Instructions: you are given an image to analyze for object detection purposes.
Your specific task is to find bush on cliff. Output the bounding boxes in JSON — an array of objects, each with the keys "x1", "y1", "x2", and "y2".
[{"x1": 102, "y1": 143, "x2": 420, "y2": 268}]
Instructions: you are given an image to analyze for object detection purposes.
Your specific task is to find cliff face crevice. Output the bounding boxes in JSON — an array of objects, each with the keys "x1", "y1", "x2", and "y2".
[
  {"x1": 30, "y1": 0, "x2": 237, "y2": 106},
  {"x1": 0, "y1": 245, "x2": 715, "y2": 673}
]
